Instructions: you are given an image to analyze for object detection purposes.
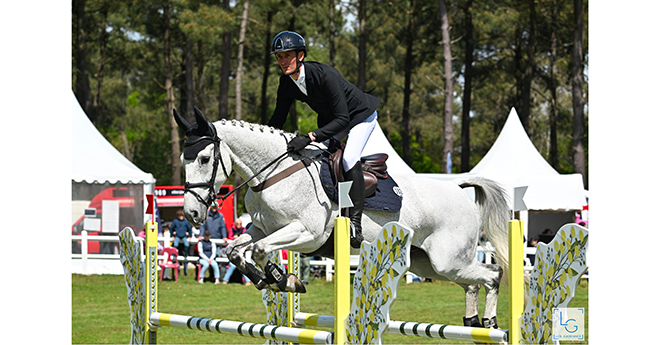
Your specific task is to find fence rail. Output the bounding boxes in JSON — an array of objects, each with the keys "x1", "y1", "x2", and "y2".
[{"x1": 71, "y1": 230, "x2": 540, "y2": 279}]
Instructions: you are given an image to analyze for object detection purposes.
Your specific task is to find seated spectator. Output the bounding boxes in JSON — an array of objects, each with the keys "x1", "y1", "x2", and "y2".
[
  {"x1": 171, "y1": 210, "x2": 193, "y2": 275},
  {"x1": 197, "y1": 230, "x2": 221, "y2": 284},
  {"x1": 228, "y1": 219, "x2": 246, "y2": 240}
]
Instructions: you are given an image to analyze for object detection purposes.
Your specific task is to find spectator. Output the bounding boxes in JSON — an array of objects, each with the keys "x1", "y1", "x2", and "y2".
[
  {"x1": 228, "y1": 219, "x2": 245, "y2": 240},
  {"x1": 171, "y1": 209, "x2": 193, "y2": 275},
  {"x1": 538, "y1": 228, "x2": 554, "y2": 244},
  {"x1": 527, "y1": 236, "x2": 539, "y2": 266},
  {"x1": 200, "y1": 205, "x2": 228, "y2": 242},
  {"x1": 197, "y1": 230, "x2": 221, "y2": 284}
]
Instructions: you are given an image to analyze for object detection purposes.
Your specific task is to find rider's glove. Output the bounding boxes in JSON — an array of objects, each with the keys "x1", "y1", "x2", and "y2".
[{"x1": 287, "y1": 134, "x2": 312, "y2": 153}]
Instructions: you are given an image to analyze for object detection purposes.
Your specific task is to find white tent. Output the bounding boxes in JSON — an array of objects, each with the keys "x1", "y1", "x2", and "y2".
[
  {"x1": 72, "y1": 92, "x2": 156, "y2": 185},
  {"x1": 71, "y1": 91, "x2": 155, "y2": 274},
  {"x1": 421, "y1": 108, "x2": 586, "y2": 211},
  {"x1": 362, "y1": 122, "x2": 416, "y2": 176},
  {"x1": 469, "y1": 108, "x2": 586, "y2": 211}
]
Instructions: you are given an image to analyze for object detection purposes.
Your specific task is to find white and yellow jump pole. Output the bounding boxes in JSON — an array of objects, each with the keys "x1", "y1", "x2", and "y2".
[{"x1": 138, "y1": 192, "x2": 352, "y2": 345}]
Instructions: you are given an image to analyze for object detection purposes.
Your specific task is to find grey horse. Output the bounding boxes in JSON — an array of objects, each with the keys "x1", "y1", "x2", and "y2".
[{"x1": 174, "y1": 108, "x2": 510, "y2": 328}]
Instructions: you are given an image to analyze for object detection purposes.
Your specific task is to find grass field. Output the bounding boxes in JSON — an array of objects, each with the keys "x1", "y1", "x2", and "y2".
[{"x1": 72, "y1": 272, "x2": 588, "y2": 344}]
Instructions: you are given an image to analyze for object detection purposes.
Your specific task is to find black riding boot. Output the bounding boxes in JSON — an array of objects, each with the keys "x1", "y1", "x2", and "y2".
[{"x1": 343, "y1": 162, "x2": 365, "y2": 248}]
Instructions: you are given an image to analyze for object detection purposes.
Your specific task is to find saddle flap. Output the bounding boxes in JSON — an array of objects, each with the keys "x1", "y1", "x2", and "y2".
[
  {"x1": 327, "y1": 141, "x2": 389, "y2": 196},
  {"x1": 364, "y1": 172, "x2": 378, "y2": 197}
]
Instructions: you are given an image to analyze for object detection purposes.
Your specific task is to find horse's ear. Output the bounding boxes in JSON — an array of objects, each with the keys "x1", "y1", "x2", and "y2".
[
  {"x1": 194, "y1": 107, "x2": 213, "y2": 134},
  {"x1": 173, "y1": 108, "x2": 191, "y2": 132}
]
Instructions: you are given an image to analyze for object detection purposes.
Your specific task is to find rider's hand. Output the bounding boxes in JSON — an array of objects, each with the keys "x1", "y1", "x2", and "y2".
[{"x1": 287, "y1": 134, "x2": 312, "y2": 153}]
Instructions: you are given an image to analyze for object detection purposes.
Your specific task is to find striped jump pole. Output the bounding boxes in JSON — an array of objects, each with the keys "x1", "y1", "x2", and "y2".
[
  {"x1": 150, "y1": 312, "x2": 333, "y2": 344},
  {"x1": 294, "y1": 312, "x2": 508, "y2": 344}
]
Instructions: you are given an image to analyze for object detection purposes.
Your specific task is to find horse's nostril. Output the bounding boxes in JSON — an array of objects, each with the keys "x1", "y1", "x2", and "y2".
[{"x1": 190, "y1": 210, "x2": 198, "y2": 220}]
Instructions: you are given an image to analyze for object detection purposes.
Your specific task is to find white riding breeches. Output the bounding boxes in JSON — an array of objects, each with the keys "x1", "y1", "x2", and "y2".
[{"x1": 332, "y1": 111, "x2": 378, "y2": 172}]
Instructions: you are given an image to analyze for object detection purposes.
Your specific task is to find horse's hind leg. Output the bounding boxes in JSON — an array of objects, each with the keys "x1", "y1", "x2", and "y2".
[
  {"x1": 481, "y1": 263, "x2": 503, "y2": 328},
  {"x1": 458, "y1": 262, "x2": 503, "y2": 329},
  {"x1": 459, "y1": 283, "x2": 483, "y2": 327}
]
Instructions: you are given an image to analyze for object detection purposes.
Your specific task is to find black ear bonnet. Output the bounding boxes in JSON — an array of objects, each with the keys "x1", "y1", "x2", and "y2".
[
  {"x1": 183, "y1": 122, "x2": 218, "y2": 160},
  {"x1": 173, "y1": 108, "x2": 219, "y2": 160}
]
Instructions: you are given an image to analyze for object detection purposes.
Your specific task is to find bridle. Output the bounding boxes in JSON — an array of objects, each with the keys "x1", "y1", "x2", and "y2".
[{"x1": 183, "y1": 122, "x2": 231, "y2": 209}]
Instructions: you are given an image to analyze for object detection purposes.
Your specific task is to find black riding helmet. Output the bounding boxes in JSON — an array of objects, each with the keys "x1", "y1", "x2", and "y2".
[{"x1": 270, "y1": 31, "x2": 307, "y2": 55}]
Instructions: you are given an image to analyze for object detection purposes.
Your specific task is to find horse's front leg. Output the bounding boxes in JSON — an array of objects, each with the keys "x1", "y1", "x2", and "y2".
[
  {"x1": 226, "y1": 228, "x2": 270, "y2": 290},
  {"x1": 251, "y1": 220, "x2": 317, "y2": 293}
]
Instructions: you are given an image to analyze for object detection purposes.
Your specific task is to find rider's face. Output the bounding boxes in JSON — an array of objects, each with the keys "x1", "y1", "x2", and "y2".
[{"x1": 275, "y1": 50, "x2": 303, "y2": 77}]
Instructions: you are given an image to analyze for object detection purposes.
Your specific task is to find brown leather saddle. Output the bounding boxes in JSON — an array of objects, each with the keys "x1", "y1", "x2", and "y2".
[{"x1": 328, "y1": 141, "x2": 389, "y2": 197}]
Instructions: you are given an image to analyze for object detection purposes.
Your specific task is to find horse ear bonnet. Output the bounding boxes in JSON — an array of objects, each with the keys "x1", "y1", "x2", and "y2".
[{"x1": 176, "y1": 108, "x2": 217, "y2": 160}]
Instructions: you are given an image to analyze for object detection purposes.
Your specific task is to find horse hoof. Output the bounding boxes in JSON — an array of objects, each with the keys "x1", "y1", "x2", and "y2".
[{"x1": 287, "y1": 274, "x2": 307, "y2": 293}]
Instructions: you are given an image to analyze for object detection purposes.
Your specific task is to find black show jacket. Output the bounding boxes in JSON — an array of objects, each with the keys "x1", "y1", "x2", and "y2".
[{"x1": 268, "y1": 61, "x2": 381, "y2": 142}]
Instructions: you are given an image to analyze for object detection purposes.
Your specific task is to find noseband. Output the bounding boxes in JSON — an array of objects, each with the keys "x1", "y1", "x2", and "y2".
[{"x1": 183, "y1": 123, "x2": 231, "y2": 209}]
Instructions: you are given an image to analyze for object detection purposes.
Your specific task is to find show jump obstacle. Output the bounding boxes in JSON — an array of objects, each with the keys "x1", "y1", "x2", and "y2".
[{"x1": 119, "y1": 194, "x2": 588, "y2": 344}]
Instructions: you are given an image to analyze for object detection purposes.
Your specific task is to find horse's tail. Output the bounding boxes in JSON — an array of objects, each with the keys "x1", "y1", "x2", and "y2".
[{"x1": 458, "y1": 177, "x2": 511, "y2": 284}]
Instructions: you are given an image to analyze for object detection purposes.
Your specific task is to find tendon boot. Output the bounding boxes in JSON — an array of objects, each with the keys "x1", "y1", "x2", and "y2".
[
  {"x1": 482, "y1": 317, "x2": 498, "y2": 329},
  {"x1": 344, "y1": 162, "x2": 365, "y2": 249},
  {"x1": 463, "y1": 315, "x2": 483, "y2": 328}
]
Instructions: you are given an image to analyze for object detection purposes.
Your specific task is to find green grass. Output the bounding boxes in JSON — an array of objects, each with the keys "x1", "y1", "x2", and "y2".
[{"x1": 72, "y1": 273, "x2": 588, "y2": 344}]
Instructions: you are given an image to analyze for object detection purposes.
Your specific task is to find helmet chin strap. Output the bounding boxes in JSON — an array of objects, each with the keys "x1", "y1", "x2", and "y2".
[{"x1": 284, "y1": 51, "x2": 303, "y2": 76}]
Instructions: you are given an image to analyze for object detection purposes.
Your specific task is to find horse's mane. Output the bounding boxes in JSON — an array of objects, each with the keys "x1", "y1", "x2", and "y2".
[
  {"x1": 212, "y1": 118, "x2": 326, "y2": 158},
  {"x1": 214, "y1": 118, "x2": 297, "y2": 140}
]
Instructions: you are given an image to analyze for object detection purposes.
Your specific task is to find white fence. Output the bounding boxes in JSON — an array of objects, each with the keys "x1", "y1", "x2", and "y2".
[{"x1": 71, "y1": 230, "x2": 540, "y2": 279}]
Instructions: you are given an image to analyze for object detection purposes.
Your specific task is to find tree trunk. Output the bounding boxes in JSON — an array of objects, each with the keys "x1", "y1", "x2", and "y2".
[
  {"x1": 218, "y1": 0, "x2": 231, "y2": 120},
  {"x1": 549, "y1": 0, "x2": 559, "y2": 169},
  {"x1": 235, "y1": 1, "x2": 249, "y2": 121},
  {"x1": 460, "y1": 0, "x2": 473, "y2": 173},
  {"x1": 520, "y1": 0, "x2": 537, "y2": 133},
  {"x1": 328, "y1": 0, "x2": 336, "y2": 67},
  {"x1": 185, "y1": 35, "x2": 195, "y2": 121},
  {"x1": 571, "y1": 0, "x2": 586, "y2": 187},
  {"x1": 164, "y1": 2, "x2": 181, "y2": 185},
  {"x1": 260, "y1": 11, "x2": 274, "y2": 124},
  {"x1": 196, "y1": 41, "x2": 206, "y2": 113},
  {"x1": 439, "y1": 0, "x2": 454, "y2": 174},
  {"x1": 357, "y1": 0, "x2": 367, "y2": 89},
  {"x1": 73, "y1": 0, "x2": 91, "y2": 118},
  {"x1": 401, "y1": 0, "x2": 415, "y2": 166},
  {"x1": 94, "y1": 4, "x2": 108, "y2": 125}
]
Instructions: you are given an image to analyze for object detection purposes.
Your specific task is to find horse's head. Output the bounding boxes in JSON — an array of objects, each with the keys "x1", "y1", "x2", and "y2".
[{"x1": 173, "y1": 107, "x2": 232, "y2": 226}]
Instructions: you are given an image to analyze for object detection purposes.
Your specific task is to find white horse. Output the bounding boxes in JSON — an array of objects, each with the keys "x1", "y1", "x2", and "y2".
[{"x1": 174, "y1": 108, "x2": 510, "y2": 328}]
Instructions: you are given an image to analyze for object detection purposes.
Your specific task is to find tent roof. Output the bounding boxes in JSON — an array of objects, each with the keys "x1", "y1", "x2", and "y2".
[
  {"x1": 71, "y1": 91, "x2": 156, "y2": 184},
  {"x1": 469, "y1": 108, "x2": 586, "y2": 210},
  {"x1": 362, "y1": 122, "x2": 416, "y2": 176}
]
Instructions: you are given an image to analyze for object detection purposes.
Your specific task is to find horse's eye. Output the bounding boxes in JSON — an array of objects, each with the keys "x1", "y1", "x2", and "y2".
[{"x1": 200, "y1": 156, "x2": 210, "y2": 165}]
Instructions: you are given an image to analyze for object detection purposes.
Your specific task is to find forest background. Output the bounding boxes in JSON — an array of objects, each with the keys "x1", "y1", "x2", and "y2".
[{"x1": 72, "y1": 0, "x2": 588, "y2": 215}]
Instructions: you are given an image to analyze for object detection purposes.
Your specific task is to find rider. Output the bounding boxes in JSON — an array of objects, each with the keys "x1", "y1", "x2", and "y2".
[{"x1": 266, "y1": 31, "x2": 381, "y2": 249}]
